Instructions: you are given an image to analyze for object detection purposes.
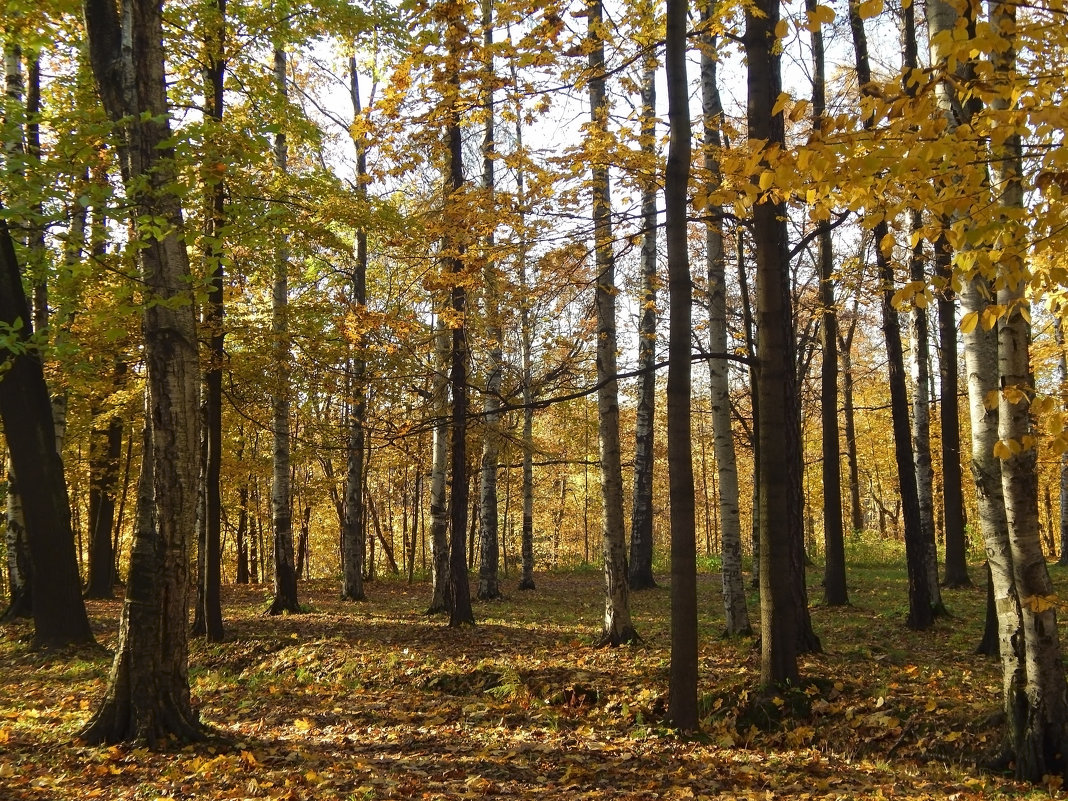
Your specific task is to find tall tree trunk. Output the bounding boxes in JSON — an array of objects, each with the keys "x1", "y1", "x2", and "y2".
[
  {"x1": 0, "y1": 214, "x2": 94, "y2": 648},
  {"x1": 82, "y1": 0, "x2": 203, "y2": 741},
  {"x1": 477, "y1": 0, "x2": 503, "y2": 602},
  {"x1": 511, "y1": 53, "x2": 536, "y2": 593},
  {"x1": 196, "y1": 0, "x2": 227, "y2": 641},
  {"x1": 848, "y1": 0, "x2": 932, "y2": 630},
  {"x1": 589, "y1": 0, "x2": 637, "y2": 647},
  {"x1": 628, "y1": 46, "x2": 658, "y2": 592},
  {"x1": 989, "y1": 0, "x2": 1068, "y2": 775},
  {"x1": 702, "y1": 16, "x2": 750, "y2": 634},
  {"x1": 746, "y1": 0, "x2": 800, "y2": 687},
  {"x1": 809, "y1": 0, "x2": 847, "y2": 607},
  {"x1": 268, "y1": 44, "x2": 300, "y2": 616},
  {"x1": 445, "y1": 7, "x2": 474, "y2": 627},
  {"x1": 342, "y1": 59, "x2": 369, "y2": 602},
  {"x1": 902, "y1": 6, "x2": 945, "y2": 614},
  {"x1": 665, "y1": 0, "x2": 696, "y2": 729}
]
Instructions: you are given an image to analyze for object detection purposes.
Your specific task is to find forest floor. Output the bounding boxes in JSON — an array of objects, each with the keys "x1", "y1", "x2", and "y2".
[{"x1": 1, "y1": 558, "x2": 1066, "y2": 800}]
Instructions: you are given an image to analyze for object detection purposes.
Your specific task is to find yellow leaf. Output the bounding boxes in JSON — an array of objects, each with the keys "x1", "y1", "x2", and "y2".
[
  {"x1": 858, "y1": 0, "x2": 884, "y2": 17},
  {"x1": 807, "y1": 3, "x2": 836, "y2": 28},
  {"x1": 960, "y1": 311, "x2": 979, "y2": 334},
  {"x1": 759, "y1": 171, "x2": 775, "y2": 191},
  {"x1": 879, "y1": 232, "x2": 895, "y2": 257},
  {"x1": 1023, "y1": 594, "x2": 1058, "y2": 614},
  {"x1": 771, "y1": 92, "x2": 791, "y2": 117},
  {"x1": 294, "y1": 717, "x2": 314, "y2": 731},
  {"x1": 993, "y1": 439, "x2": 1012, "y2": 460},
  {"x1": 774, "y1": 18, "x2": 789, "y2": 39}
]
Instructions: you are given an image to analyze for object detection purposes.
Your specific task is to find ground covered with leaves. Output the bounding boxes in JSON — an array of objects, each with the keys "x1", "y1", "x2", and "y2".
[{"x1": 2, "y1": 559, "x2": 1066, "y2": 800}]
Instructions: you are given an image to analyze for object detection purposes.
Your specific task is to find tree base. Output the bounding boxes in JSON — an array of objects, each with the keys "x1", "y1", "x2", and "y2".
[
  {"x1": 266, "y1": 597, "x2": 303, "y2": 616},
  {"x1": 597, "y1": 625, "x2": 641, "y2": 647},
  {"x1": 517, "y1": 577, "x2": 536, "y2": 591},
  {"x1": 476, "y1": 582, "x2": 503, "y2": 601},
  {"x1": 628, "y1": 573, "x2": 658, "y2": 591}
]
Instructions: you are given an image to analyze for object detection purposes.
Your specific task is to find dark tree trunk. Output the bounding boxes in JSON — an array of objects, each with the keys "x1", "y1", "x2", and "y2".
[
  {"x1": 86, "y1": 392, "x2": 124, "y2": 600},
  {"x1": 342, "y1": 57, "x2": 368, "y2": 602},
  {"x1": 0, "y1": 213, "x2": 94, "y2": 648},
  {"x1": 197, "y1": 0, "x2": 226, "y2": 641},
  {"x1": 445, "y1": 15, "x2": 474, "y2": 627},
  {"x1": 809, "y1": 0, "x2": 847, "y2": 608},
  {"x1": 746, "y1": 0, "x2": 800, "y2": 688},
  {"x1": 935, "y1": 235, "x2": 970, "y2": 586},
  {"x1": 665, "y1": 0, "x2": 697, "y2": 730},
  {"x1": 628, "y1": 50, "x2": 658, "y2": 592},
  {"x1": 267, "y1": 45, "x2": 300, "y2": 617},
  {"x1": 848, "y1": 0, "x2": 932, "y2": 631},
  {"x1": 976, "y1": 562, "x2": 1000, "y2": 657}
]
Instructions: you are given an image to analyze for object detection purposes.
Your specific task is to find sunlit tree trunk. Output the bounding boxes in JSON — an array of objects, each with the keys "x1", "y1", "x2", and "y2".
[
  {"x1": 848, "y1": 0, "x2": 931, "y2": 630},
  {"x1": 82, "y1": 0, "x2": 202, "y2": 740},
  {"x1": 665, "y1": 0, "x2": 696, "y2": 728},
  {"x1": 268, "y1": 44, "x2": 300, "y2": 616},
  {"x1": 628, "y1": 47, "x2": 658, "y2": 592},
  {"x1": 989, "y1": 0, "x2": 1068, "y2": 775},
  {"x1": 588, "y1": 0, "x2": 637, "y2": 646},
  {"x1": 746, "y1": 0, "x2": 799, "y2": 687},
  {"x1": 702, "y1": 15, "x2": 749, "y2": 634}
]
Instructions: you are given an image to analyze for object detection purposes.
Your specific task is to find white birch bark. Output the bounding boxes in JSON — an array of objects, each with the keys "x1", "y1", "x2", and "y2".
[
  {"x1": 701, "y1": 22, "x2": 749, "y2": 635},
  {"x1": 589, "y1": 0, "x2": 636, "y2": 645},
  {"x1": 268, "y1": 45, "x2": 299, "y2": 615}
]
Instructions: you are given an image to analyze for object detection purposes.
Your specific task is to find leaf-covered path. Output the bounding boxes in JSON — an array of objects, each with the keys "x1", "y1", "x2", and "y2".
[{"x1": 1, "y1": 566, "x2": 1063, "y2": 799}]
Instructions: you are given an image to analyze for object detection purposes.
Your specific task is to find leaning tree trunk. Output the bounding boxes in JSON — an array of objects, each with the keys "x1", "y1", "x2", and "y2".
[
  {"x1": 267, "y1": 44, "x2": 300, "y2": 616},
  {"x1": 589, "y1": 0, "x2": 637, "y2": 647},
  {"x1": 702, "y1": 16, "x2": 750, "y2": 634},
  {"x1": 628, "y1": 47, "x2": 658, "y2": 592},
  {"x1": 0, "y1": 214, "x2": 94, "y2": 649},
  {"x1": 665, "y1": 0, "x2": 697, "y2": 729},
  {"x1": 82, "y1": 0, "x2": 203, "y2": 741},
  {"x1": 747, "y1": 0, "x2": 800, "y2": 688}
]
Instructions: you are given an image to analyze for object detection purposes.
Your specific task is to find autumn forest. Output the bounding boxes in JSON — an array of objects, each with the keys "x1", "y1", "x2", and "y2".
[{"x1": 2, "y1": 0, "x2": 1068, "y2": 793}]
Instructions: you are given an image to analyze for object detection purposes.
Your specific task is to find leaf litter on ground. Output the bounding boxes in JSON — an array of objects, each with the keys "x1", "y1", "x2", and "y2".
[{"x1": 1, "y1": 565, "x2": 1065, "y2": 800}]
